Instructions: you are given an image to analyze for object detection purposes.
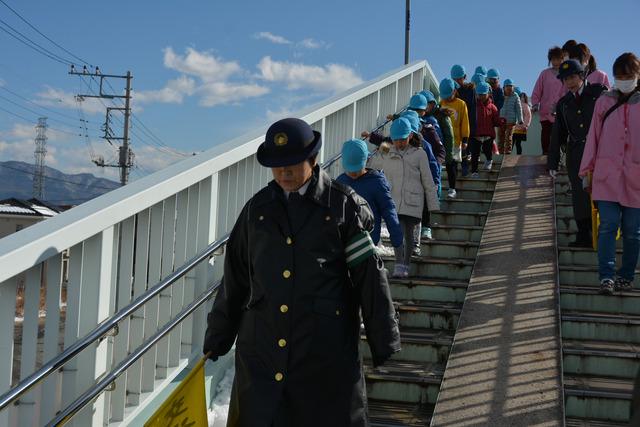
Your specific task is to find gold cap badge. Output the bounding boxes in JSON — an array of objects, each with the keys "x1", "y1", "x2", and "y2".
[
  {"x1": 562, "y1": 63, "x2": 569, "y2": 69},
  {"x1": 274, "y1": 132, "x2": 288, "y2": 146}
]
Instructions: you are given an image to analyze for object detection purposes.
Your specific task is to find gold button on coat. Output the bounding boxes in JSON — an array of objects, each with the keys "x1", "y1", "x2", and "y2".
[
  {"x1": 286, "y1": 237, "x2": 292, "y2": 245},
  {"x1": 275, "y1": 372, "x2": 284, "y2": 381},
  {"x1": 280, "y1": 305, "x2": 289, "y2": 313},
  {"x1": 278, "y1": 339, "x2": 287, "y2": 347},
  {"x1": 283, "y1": 270, "x2": 291, "y2": 279}
]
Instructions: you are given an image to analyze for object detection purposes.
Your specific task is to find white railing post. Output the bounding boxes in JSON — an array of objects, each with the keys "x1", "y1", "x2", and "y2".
[
  {"x1": 64, "y1": 228, "x2": 115, "y2": 426},
  {"x1": 0, "y1": 277, "x2": 18, "y2": 426}
]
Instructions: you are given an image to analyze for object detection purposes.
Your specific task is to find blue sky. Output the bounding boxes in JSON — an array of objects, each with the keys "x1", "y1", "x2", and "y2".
[{"x1": 1, "y1": 0, "x2": 638, "y2": 181}]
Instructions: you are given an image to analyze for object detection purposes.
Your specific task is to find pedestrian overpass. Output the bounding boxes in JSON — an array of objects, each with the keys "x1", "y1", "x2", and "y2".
[{"x1": 0, "y1": 60, "x2": 635, "y2": 426}]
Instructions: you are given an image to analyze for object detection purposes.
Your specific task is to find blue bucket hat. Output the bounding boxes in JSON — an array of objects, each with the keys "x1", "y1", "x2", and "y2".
[
  {"x1": 487, "y1": 68, "x2": 500, "y2": 79},
  {"x1": 503, "y1": 78, "x2": 514, "y2": 87},
  {"x1": 390, "y1": 117, "x2": 412, "y2": 140},
  {"x1": 450, "y1": 64, "x2": 466, "y2": 80},
  {"x1": 409, "y1": 93, "x2": 428, "y2": 110},
  {"x1": 341, "y1": 139, "x2": 369, "y2": 173},
  {"x1": 401, "y1": 110, "x2": 421, "y2": 133},
  {"x1": 476, "y1": 81, "x2": 491, "y2": 95},
  {"x1": 419, "y1": 90, "x2": 436, "y2": 104},
  {"x1": 439, "y1": 78, "x2": 457, "y2": 99},
  {"x1": 474, "y1": 66, "x2": 487, "y2": 76},
  {"x1": 471, "y1": 73, "x2": 486, "y2": 86},
  {"x1": 514, "y1": 86, "x2": 522, "y2": 96},
  {"x1": 257, "y1": 118, "x2": 322, "y2": 167}
]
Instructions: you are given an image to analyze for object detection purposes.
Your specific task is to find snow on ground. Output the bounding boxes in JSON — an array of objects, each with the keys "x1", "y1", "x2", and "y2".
[{"x1": 208, "y1": 366, "x2": 235, "y2": 427}]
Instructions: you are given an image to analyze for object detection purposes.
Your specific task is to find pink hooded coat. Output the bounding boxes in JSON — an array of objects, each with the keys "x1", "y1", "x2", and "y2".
[
  {"x1": 579, "y1": 90, "x2": 640, "y2": 208},
  {"x1": 531, "y1": 68, "x2": 564, "y2": 123}
]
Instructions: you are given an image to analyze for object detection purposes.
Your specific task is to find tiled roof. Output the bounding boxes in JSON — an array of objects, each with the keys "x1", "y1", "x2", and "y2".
[{"x1": 0, "y1": 198, "x2": 60, "y2": 217}]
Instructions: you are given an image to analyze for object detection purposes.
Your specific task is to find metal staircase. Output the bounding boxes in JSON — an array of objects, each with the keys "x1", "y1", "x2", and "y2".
[{"x1": 363, "y1": 164, "x2": 501, "y2": 425}]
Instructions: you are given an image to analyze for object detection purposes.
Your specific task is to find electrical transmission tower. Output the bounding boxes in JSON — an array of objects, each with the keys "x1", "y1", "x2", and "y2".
[
  {"x1": 70, "y1": 66, "x2": 133, "y2": 186},
  {"x1": 32, "y1": 117, "x2": 48, "y2": 199}
]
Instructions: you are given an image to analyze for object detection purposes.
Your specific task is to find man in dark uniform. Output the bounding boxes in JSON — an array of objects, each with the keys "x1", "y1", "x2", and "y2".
[
  {"x1": 203, "y1": 118, "x2": 401, "y2": 427},
  {"x1": 548, "y1": 60, "x2": 607, "y2": 247}
]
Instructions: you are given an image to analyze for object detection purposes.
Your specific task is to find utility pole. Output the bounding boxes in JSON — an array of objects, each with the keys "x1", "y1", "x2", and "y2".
[
  {"x1": 69, "y1": 66, "x2": 134, "y2": 186},
  {"x1": 404, "y1": 0, "x2": 411, "y2": 65},
  {"x1": 32, "y1": 117, "x2": 47, "y2": 199}
]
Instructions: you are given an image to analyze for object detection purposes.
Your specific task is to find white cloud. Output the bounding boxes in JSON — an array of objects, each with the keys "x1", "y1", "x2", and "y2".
[
  {"x1": 199, "y1": 82, "x2": 269, "y2": 107},
  {"x1": 134, "y1": 76, "x2": 197, "y2": 104},
  {"x1": 254, "y1": 32, "x2": 291, "y2": 45},
  {"x1": 163, "y1": 47, "x2": 242, "y2": 82},
  {"x1": 34, "y1": 87, "x2": 105, "y2": 115},
  {"x1": 257, "y1": 56, "x2": 363, "y2": 92},
  {"x1": 298, "y1": 38, "x2": 325, "y2": 49},
  {"x1": 265, "y1": 107, "x2": 296, "y2": 122}
]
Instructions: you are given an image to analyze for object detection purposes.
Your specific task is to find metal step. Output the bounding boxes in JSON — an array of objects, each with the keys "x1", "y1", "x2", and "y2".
[
  {"x1": 564, "y1": 375, "x2": 633, "y2": 422},
  {"x1": 364, "y1": 359, "x2": 444, "y2": 404},
  {"x1": 440, "y1": 198, "x2": 492, "y2": 213},
  {"x1": 558, "y1": 230, "x2": 624, "y2": 248},
  {"x1": 557, "y1": 202, "x2": 578, "y2": 217},
  {"x1": 383, "y1": 256, "x2": 475, "y2": 281},
  {"x1": 416, "y1": 240, "x2": 479, "y2": 259},
  {"x1": 563, "y1": 339, "x2": 640, "y2": 379},
  {"x1": 560, "y1": 265, "x2": 640, "y2": 287},
  {"x1": 368, "y1": 400, "x2": 433, "y2": 427},
  {"x1": 396, "y1": 301, "x2": 461, "y2": 330},
  {"x1": 559, "y1": 246, "x2": 639, "y2": 268},
  {"x1": 441, "y1": 177, "x2": 497, "y2": 191},
  {"x1": 430, "y1": 224, "x2": 484, "y2": 242},
  {"x1": 562, "y1": 311, "x2": 640, "y2": 344},
  {"x1": 557, "y1": 216, "x2": 579, "y2": 233},
  {"x1": 445, "y1": 188, "x2": 494, "y2": 201},
  {"x1": 430, "y1": 210, "x2": 487, "y2": 227},
  {"x1": 388, "y1": 277, "x2": 468, "y2": 304},
  {"x1": 560, "y1": 285, "x2": 640, "y2": 315},
  {"x1": 565, "y1": 418, "x2": 631, "y2": 427},
  {"x1": 362, "y1": 327, "x2": 454, "y2": 364}
]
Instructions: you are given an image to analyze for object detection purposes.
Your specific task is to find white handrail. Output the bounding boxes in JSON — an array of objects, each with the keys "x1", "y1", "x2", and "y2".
[{"x1": 0, "y1": 60, "x2": 430, "y2": 281}]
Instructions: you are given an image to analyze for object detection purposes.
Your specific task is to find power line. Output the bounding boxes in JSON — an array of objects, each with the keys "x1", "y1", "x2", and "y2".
[
  {"x1": 0, "y1": 163, "x2": 117, "y2": 190},
  {"x1": 0, "y1": 93, "x2": 97, "y2": 130},
  {"x1": 0, "y1": 19, "x2": 73, "y2": 66},
  {"x1": 0, "y1": 0, "x2": 92, "y2": 66},
  {"x1": 0, "y1": 104, "x2": 88, "y2": 137},
  {"x1": 0, "y1": 85, "x2": 92, "y2": 123}
]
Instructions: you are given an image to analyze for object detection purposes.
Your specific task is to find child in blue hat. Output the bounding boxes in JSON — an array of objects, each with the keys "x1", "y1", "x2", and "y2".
[
  {"x1": 498, "y1": 79, "x2": 524, "y2": 154},
  {"x1": 450, "y1": 65, "x2": 478, "y2": 178},
  {"x1": 368, "y1": 118, "x2": 440, "y2": 278},
  {"x1": 337, "y1": 139, "x2": 403, "y2": 252}
]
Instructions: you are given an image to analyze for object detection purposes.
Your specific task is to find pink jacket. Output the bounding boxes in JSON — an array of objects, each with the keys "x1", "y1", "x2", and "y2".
[
  {"x1": 579, "y1": 90, "x2": 640, "y2": 208},
  {"x1": 514, "y1": 101, "x2": 531, "y2": 132},
  {"x1": 587, "y1": 69, "x2": 611, "y2": 88},
  {"x1": 531, "y1": 68, "x2": 564, "y2": 123}
]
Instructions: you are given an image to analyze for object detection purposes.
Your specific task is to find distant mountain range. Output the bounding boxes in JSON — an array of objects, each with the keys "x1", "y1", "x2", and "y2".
[{"x1": 0, "y1": 161, "x2": 121, "y2": 206}]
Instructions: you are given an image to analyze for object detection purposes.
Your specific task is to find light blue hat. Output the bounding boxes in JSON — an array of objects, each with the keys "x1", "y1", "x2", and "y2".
[
  {"x1": 409, "y1": 93, "x2": 428, "y2": 110},
  {"x1": 390, "y1": 117, "x2": 412, "y2": 140},
  {"x1": 401, "y1": 110, "x2": 421, "y2": 133},
  {"x1": 419, "y1": 90, "x2": 436, "y2": 103},
  {"x1": 503, "y1": 78, "x2": 514, "y2": 87},
  {"x1": 514, "y1": 86, "x2": 522, "y2": 96},
  {"x1": 487, "y1": 68, "x2": 500, "y2": 79},
  {"x1": 475, "y1": 66, "x2": 487, "y2": 76},
  {"x1": 471, "y1": 73, "x2": 485, "y2": 86},
  {"x1": 476, "y1": 81, "x2": 491, "y2": 95},
  {"x1": 439, "y1": 78, "x2": 457, "y2": 99},
  {"x1": 341, "y1": 139, "x2": 369, "y2": 173},
  {"x1": 450, "y1": 64, "x2": 466, "y2": 79}
]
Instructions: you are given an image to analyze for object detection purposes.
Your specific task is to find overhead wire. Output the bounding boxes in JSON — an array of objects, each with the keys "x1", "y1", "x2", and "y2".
[
  {"x1": 0, "y1": 105, "x2": 88, "y2": 137},
  {"x1": 0, "y1": 18, "x2": 74, "y2": 66},
  {"x1": 0, "y1": 85, "x2": 92, "y2": 123}
]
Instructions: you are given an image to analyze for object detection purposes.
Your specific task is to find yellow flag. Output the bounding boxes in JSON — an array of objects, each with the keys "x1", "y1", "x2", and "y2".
[{"x1": 144, "y1": 356, "x2": 208, "y2": 427}]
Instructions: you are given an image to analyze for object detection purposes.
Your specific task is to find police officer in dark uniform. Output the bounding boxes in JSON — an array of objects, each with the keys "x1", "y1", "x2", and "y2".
[
  {"x1": 548, "y1": 60, "x2": 607, "y2": 247},
  {"x1": 203, "y1": 118, "x2": 401, "y2": 427}
]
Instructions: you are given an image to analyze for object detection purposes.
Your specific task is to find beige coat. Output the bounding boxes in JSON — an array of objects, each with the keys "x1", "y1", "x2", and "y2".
[{"x1": 368, "y1": 145, "x2": 440, "y2": 218}]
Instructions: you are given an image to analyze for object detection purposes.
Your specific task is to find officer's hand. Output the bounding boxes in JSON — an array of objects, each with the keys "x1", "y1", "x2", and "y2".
[
  {"x1": 386, "y1": 114, "x2": 394, "y2": 121},
  {"x1": 582, "y1": 175, "x2": 592, "y2": 194},
  {"x1": 380, "y1": 142, "x2": 391, "y2": 154},
  {"x1": 361, "y1": 131, "x2": 370, "y2": 139},
  {"x1": 549, "y1": 169, "x2": 558, "y2": 179}
]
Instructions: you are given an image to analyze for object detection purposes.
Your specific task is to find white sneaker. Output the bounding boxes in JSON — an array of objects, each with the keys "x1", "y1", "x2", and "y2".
[
  {"x1": 447, "y1": 189, "x2": 457, "y2": 199},
  {"x1": 484, "y1": 160, "x2": 493, "y2": 171},
  {"x1": 392, "y1": 264, "x2": 409, "y2": 278},
  {"x1": 471, "y1": 172, "x2": 480, "y2": 178},
  {"x1": 412, "y1": 246, "x2": 421, "y2": 257},
  {"x1": 421, "y1": 227, "x2": 433, "y2": 240}
]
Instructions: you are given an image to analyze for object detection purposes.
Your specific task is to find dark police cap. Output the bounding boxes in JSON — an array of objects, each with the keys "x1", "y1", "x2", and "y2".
[
  {"x1": 257, "y1": 118, "x2": 322, "y2": 167},
  {"x1": 557, "y1": 59, "x2": 585, "y2": 80}
]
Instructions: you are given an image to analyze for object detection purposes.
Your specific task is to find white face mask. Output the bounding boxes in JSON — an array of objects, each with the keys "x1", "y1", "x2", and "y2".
[{"x1": 615, "y1": 78, "x2": 638, "y2": 94}]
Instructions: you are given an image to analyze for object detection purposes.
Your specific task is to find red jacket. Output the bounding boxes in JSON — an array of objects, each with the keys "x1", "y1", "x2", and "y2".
[{"x1": 473, "y1": 98, "x2": 501, "y2": 138}]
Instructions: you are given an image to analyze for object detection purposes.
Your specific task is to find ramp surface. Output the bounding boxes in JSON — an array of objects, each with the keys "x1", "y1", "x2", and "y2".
[{"x1": 430, "y1": 155, "x2": 564, "y2": 427}]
